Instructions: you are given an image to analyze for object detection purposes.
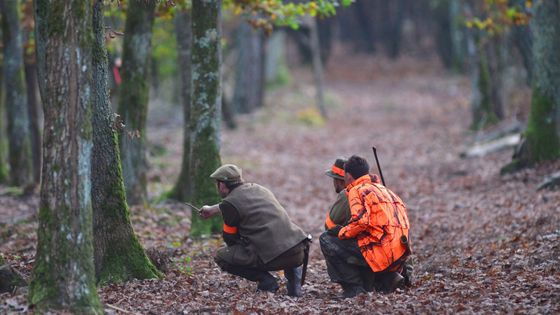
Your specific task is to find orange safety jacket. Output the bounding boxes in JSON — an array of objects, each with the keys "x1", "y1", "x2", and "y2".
[{"x1": 339, "y1": 174, "x2": 410, "y2": 272}]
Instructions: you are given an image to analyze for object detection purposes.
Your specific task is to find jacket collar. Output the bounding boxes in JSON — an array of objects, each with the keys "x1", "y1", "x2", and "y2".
[{"x1": 346, "y1": 174, "x2": 372, "y2": 190}]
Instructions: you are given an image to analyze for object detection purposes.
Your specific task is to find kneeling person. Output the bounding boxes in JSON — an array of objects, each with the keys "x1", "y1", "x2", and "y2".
[
  {"x1": 320, "y1": 155, "x2": 412, "y2": 298},
  {"x1": 200, "y1": 164, "x2": 309, "y2": 297}
]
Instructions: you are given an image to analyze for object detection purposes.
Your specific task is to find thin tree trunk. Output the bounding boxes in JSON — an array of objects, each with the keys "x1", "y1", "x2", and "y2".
[
  {"x1": 1, "y1": 0, "x2": 33, "y2": 188},
  {"x1": 233, "y1": 22, "x2": 263, "y2": 113},
  {"x1": 384, "y1": 0, "x2": 405, "y2": 59},
  {"x1": 29, "y1": 1, "x2": 102, "y2": 313},
  {"x1": 91, "y1": 0, "x2": 160, "y2": 284},
  {"x1": 190, "y1": 0, "x2": 223, "y2": 237},
  {"x1": 0, "y1": 56, "x2": 7, "y2": 183},
  {"x1": 118, "y1": 0, "x2": 156, "y2": 205},
  {"x1": 24, "y1": 61, "x2": 42, "y2": 184},
  {"x1": 170, "y1": 10, "x2": 193, "y2": 201},
  {"x1": 308, "y1": 17, "x2": 327, "y2": 119}
]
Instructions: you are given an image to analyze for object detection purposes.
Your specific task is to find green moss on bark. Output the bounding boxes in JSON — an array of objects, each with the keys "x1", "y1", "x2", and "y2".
[
  {"x1": 524, "y1": 88, "x2": 560, "y2": 161},
  {"x1": 117, "y1": 0, "x2": 156, "y2": 205},
  {"x1": 471, "y1": 55, "x2": 498, "y2": 130},
  {"x1": 189, "y1": 0, "x2": 223, "y2": 238}
]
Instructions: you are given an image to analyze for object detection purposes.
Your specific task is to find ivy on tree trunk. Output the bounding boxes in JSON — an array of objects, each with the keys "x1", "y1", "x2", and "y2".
[
  {"x1": 91, "y1": 0, "x2": 160, "y2": 284},
  {"x1": 118, "y1": 0, "x2": 156, "y2": 205},
  {"x1": 0, "y1": 0, "x2": 33, "y2": 188},
  {"x1": 30, "y1": 1, "x2": 102, "y2": 313},
  {"x1": 190, "y1": 0, "x2": 223, "y2": 237}
]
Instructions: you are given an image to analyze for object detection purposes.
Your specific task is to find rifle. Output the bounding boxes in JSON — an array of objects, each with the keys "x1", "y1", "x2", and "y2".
[{"x1": 372, "y1": 146, "x2": 386, "y2": 186}]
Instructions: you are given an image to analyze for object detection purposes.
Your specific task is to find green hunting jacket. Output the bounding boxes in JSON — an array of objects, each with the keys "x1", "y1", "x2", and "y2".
[
  {"x1": 324, "y1": 190, "x2": 351, "y2": 230},
  {"x1": 224, "y1": 183, "x2": 307, "y2": 264}
]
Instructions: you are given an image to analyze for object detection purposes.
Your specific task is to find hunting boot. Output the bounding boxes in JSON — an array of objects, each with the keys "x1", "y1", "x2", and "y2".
[
  {"x1": 256, "y1": 272, "x2": 279, "y2": 293},
  {"x1": 402, "y1": 262, "x2": 414, "y2": 287},
  {"x1": 380, "y1": 272, "x2": 404, "y2": 293},
  {"x1": 341, "y1": 284, "x2": 367, "y2": 299},
  {"x1": 284, "y1": 266, "x2": 303, "y2": 297}
]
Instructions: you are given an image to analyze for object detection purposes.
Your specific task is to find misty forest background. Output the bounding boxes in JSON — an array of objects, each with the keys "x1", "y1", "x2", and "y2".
[{"x1": 0, "y1": 0, "x2": 559, "y2": 314}]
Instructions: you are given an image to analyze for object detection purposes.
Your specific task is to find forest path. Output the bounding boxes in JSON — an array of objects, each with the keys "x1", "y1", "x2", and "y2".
[{"x1": 1, "y1": 55, "x2": 558, "y2": 314}]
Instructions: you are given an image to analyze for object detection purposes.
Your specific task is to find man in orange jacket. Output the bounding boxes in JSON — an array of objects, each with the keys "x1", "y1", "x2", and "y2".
[{"x1": 320, "y1": 155, "x2": 412, "y2": 298}]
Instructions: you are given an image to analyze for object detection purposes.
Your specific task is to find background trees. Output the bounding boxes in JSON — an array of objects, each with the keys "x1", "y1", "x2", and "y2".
[
  {"x1": 118, "y1": 0, "x2": 156, "y2": 205},
  {"x1": 0, "y1": 0, "x2": 33, "y2": 188}
]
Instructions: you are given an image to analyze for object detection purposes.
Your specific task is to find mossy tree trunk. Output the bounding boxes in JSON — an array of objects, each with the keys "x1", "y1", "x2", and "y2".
[
  {"x1": 465, "y1": 0, "x2": 505, "y2": 131},
  {"x1": 92, "y1": 0, "x2": 160, "y2": 284},
  {"x1": 30, "y1": 1, "x2": 102, "y2": 313},
  {"x1": 170, "y1": 10, "x2": 193, "y2": 202},
  {"x1": 190, "y1": 0, "x2": 223, "y2": 237},
  {"x1": 118, "y1": 0, "x2": 156, "y2": 205},
  {"x1": 0, "y1": 0, "x2": 33, "y2": 188},
  {"x1": 509, "y1": 0, "x2": 560, "y2": 167}
]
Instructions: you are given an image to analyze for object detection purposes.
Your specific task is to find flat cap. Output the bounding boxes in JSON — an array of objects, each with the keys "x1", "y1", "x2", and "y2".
[
  {"x1": 210, "y1": 164, "x2": 243, "y2": 183},
  {"x1": 325, "y1": 158, "x2": 346, "y2": 180}
]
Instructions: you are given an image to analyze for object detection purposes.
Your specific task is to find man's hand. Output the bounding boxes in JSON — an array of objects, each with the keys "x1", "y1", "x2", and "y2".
[
  {"x1": 199, "y1": 204, "x2": 220, "y2": 219},
  {"x1": 327, "y1": 225, "x2": 343, "y2": 237}
]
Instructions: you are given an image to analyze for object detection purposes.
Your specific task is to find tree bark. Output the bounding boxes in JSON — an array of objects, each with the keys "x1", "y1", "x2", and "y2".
[
  {"x1": 233, "y1": 23, "x2": 265, "y2": 113},
  {"x1": 170, "y1": 10, "x2": 194, "y2": 201},
  {"x1": 515, "y1": 0, "x2": 560, "y2": 164},
  {"x1": 91, "y1": 0, "x2": 160, "y2": 284},
  {"x1": 0, "y1": 0, "x2": 33, "y2": 188},
  {"x1": 29, "y1": 1, "x2": 102, "y2": 313},
  {"x1": 190, "y1": 0, "x2": 223, "y2": 237},
  {"x1": 308, "y1": 17, "x2": 327, "y2": 119},
  {"x1": 117, "y1": 0, "x2": 156, "y2": 205},
  {"x1": 0, "y1": 56, "x2": 7, "y2": 183},
  {"x1": 24, "y1": 61, "x2": 42, "y2": 184}
]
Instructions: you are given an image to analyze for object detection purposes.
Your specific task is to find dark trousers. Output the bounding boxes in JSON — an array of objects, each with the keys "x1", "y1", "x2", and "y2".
[
  {"x1": 320, "y1": 232, "x2": 372, "y2": 287},
  {"x1": 215, "y1": 241, "x2": 305, "y2": 282},
  {"x1": 320, "y1": 232, "x2": 411, "y2": 291}
]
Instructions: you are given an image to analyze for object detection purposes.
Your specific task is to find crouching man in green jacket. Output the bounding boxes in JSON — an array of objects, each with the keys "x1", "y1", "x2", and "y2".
[{"x1": 199, "y1": 164, "x2": 310, "y2": 297}]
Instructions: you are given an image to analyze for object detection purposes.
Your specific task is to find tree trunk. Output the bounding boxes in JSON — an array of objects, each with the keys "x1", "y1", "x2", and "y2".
[
  {"x1": 465, "y1": 2, "x2": 504, "y2": 130},
  {"x1": 117, "y1": 0, "x2": 156, "y2": 205},
  {"x1": 170, "y1": 10, "x2": 193, "y2": 201},
  {"x1": 190, "y1": 0, "x2": 223, "y2": 237},
  {"x1": 1, "y1": 0, "x2": 33, "y2": 188},
  {"x1": 233, "y1": 23, "x2": 265, "y2": 113},
  {"x1": 0, "y1": 56, "x2": 7, "y2": 183},
  {"x1": 91, "y1": 0, "x2": 160, "y2": 284},
  {"x1": 24, "y1": 61, "x2": 42, "y2": 184},
  {"x1": 511, "y1": 0, "x2": 560, "y2": 166},
  {"x1": 29, "y1": 1, "x2": 102, "y2": 313},
  {"x1": 383, "y1": 0, "x2": 405, "y2": 59},
  {"x1": 308, "y1": 17, "x2": 327, "y2": 119}
]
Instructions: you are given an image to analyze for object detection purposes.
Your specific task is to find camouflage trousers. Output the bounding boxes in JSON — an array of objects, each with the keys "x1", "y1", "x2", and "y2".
[{"x1": 319, "y1": 232, "x2": 413, "y2": 292}]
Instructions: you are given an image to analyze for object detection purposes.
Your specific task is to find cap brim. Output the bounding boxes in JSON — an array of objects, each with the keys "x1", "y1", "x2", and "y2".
[{"x1": 325, "y1": 170, "x2": 344, "y2": 180}]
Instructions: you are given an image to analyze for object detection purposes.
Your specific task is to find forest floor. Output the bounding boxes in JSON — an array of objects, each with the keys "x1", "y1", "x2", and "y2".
[{"x1": 1, "y1": 51, "x2": 559, "y2": 314}]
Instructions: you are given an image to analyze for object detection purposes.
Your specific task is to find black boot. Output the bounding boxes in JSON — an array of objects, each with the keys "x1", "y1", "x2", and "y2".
[
  {"x1": 284, "y1": 266, "x2": 303, "y2": 297},
  {"x1": 380, "y1": 272, "x2": 404, "y2": 293},
  {"x1": 257, "y1": 273, "x2": 279, "y2": 293},
  {"x1": 341, "y1": 284, "x2": 367, "y2": 299}
]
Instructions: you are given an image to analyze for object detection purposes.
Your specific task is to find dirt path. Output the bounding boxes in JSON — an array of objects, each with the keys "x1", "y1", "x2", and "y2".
[{"x1": 1, "y1": 55, "x2": 559, "y2": 314}]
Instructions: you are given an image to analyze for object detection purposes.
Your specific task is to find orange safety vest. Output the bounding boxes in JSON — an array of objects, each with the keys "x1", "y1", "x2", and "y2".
[{"x1": 339, "y1": 174, "x2": 410, "y2": 272}]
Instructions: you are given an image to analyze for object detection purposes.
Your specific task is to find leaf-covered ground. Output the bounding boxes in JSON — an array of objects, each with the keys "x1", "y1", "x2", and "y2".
[{"x1": 1, "y1": 52, "x2": 559, "y2": 314}]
